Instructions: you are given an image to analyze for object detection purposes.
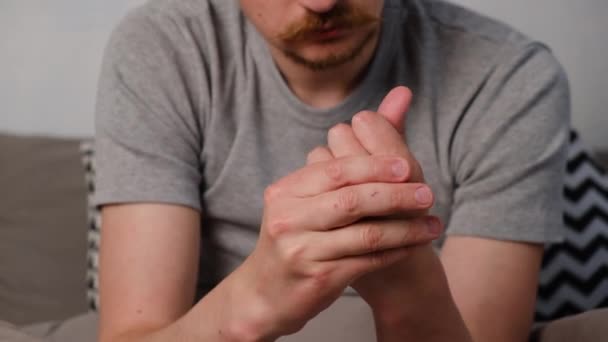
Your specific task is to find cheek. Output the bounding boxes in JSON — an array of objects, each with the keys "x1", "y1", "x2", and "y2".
[
  {"x1": 372, "y1": 2, "x2": 384, "y2": 16},
  {"x1": 241, "y1": 2, "x2": 282, "y2": 37},
  {"x1": 241, "y1": 1, "x2": 269, "y2": 22},
  {"x1": 359, "y1": 0, "x2": 384, "y2": 17}
]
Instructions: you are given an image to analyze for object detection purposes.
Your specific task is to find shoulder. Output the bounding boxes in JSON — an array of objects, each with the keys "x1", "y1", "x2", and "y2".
[
  {"x1": 421, "y1": 0, "x2": 532, "y2": 52},
  {"x1": 104, "y1": 0, "x2": 244, "y2": 65},
  {"x1": 401, "y1": 0, "x2": 567, "y2": 100},
  {"x1": 114, "y1": 0, "x2": 239, "y2": 33},
  {"x1": 408, "y1": 0, "x2": 566, "y2": 78}
]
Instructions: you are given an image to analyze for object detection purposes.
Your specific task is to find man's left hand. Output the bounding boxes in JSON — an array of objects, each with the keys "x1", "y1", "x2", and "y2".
[
  {"x1": 306, "y1": 86, "x2": 439, "y2": 311},
  {"x1": 306, "y1": 87, "x2": 473, "y2": 342}
]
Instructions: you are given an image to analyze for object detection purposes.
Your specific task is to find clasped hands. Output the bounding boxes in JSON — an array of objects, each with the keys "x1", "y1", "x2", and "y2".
[{"x1": 240, "y1": 87, "x2": 443, "y2": 339}]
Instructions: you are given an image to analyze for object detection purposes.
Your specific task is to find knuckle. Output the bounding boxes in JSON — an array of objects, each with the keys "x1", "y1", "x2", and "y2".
[
  {"x1": 353, "y1": 110, "x2": 374, "y2": 123},
  {"x1": 399, "y1": 222, "x2": 415, "y2": 245},
  {"x1": 328, "y1": 123, "x2": 350, "y2": 137},
  {"x1": 361, "y1": 224, "x2": 383, "y2": 252},
  {"x1": 370, "y1": 157, "x2": 384, "y2": 179},
  {"x1": 282, "y1": 242, "x2": 307, "y2": 265},
  {"x1": 266, "y1": 217, "x2": 291, "y2": 239},
  {"x1": 335, "y1": 188, "x2": 360, "y2": 214},
  {"x1": 264, "y1": 184, "x2": 283, "y2": 203},
  {"x1": 309, "y1": 266, "x2": 333, "y2": 290},
  {"x1": 307, "y1": 147, "x2": 325, "y2": 160},
  {"x1": 324, "y1": 160, "x2": 344, "y2": 183},
  {"x1": 369, "y1": 250, "x2": 390, "y2": 268},
  {"x1": 389, "y1": 188, "x2": 404, "y2": 210}
]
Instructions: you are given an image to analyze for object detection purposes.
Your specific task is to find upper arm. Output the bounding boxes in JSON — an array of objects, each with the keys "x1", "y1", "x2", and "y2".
[
  {"x1": 444, "y1": 43, "x2": 570, "y2": 243},
  {"x1": 95, "y1": 8, "x2": 206, "y2": 212},
  {"x1": 435, "y1": 45, "x2": 571, "y2": 342},
  {"x1": 95, "y1": 11, "x2": 207, "y2": 340},
  {"x1": 441, "y1": 236, "x2": 543, "y2": 342},
  {"x1": 98, "y1": 203, "x2": 200, "y2": 341}
]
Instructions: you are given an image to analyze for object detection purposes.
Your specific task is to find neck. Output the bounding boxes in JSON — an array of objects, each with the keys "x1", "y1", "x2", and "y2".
[{"x1": 270, "y1": 31, "x2": 381, "y2": 109}]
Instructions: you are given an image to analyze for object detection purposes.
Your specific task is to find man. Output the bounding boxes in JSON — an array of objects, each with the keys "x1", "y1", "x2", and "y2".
[{"x1": 95, "y1": 0, "x2": 569, "y2": 341}]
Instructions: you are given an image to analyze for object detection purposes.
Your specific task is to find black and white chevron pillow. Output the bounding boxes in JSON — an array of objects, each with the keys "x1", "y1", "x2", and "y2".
[
  {"x1": 535, "y1": 131, "x2": 608, "y2": 322},
  {"x1": 80, "y1": 141, "x2": 100, "y2": 311}
]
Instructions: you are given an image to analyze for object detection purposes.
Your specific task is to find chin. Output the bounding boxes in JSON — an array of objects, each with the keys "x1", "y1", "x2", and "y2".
[
  {"x1": 285, "y1": 35, "x2": 372, "y2": 71},
  {"x1": 285, "y1": 50, "x2": 358, "y2": 71}
]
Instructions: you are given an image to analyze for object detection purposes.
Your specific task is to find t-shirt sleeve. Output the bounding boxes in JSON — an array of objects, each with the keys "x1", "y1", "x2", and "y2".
[
  {"x1": 446, "y1": 43, "x2": 570, "y2": 244},
  {"x1": 94, "y1": 9, "x2": 205, "y2": 211}
]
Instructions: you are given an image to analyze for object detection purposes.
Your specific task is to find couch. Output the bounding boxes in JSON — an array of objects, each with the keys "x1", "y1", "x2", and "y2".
[{"x1": 1, "y1": 132, "x2": 607, "y2": 342}]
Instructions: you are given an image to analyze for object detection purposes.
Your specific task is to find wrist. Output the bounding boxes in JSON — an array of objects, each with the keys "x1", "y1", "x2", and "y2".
[
  {"x1": 223, "y1": 261, "x2": 282, "y2": 342},
  {"x1": 365, "y1": 246, "x2": 460, "y2": 331},
  {"x1": 371, "y1": 288, "x2": 472, "y2": 342},
  {"x1": 363, "y1": 245, "x2": 442, "y2": 314},
  {"x1": 368, "y1": 253, "x2": 473, "y2": 342},
  {"x1": 224, "y1": 317, "x2": 276, "y2": 342}
]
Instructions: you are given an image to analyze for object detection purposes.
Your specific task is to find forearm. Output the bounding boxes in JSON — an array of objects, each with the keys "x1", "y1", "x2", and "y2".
[
  {"x1": 371, "y1": 245, "x2": 473, "y2": 342},
  {"x1": 440, "y1": 237, "x2": 543, "y2": 342},
  {"x1": 102, "y1": 269, "x2": 277, "y2": 342}
]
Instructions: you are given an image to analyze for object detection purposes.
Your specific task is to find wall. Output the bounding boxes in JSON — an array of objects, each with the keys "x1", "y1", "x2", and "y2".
[
  {"x1": 1, "y1": 1, "x2": 607, "y2": 149},
  {"x1": 0, "y1": 0, "x2": 144, "y2": 138},
  {"x1": 451, "y1": 0, "x2": 608, "y2": 149}
]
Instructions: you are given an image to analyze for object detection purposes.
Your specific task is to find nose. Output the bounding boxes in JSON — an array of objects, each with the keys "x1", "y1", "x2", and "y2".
[{"x1": 297, "y1": 0, "x2": 340, "y2": 13}]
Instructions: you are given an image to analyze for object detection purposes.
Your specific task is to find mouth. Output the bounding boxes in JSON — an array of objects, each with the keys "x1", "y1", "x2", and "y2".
[
  {"x1": 311, "y1": 27, "x2": 344, "y2": 40},
  {"x1": 304, "y1": 24, "x2": 352, "y2": 42},
  {"x1": 278, "y1": 5, "x2": 380, "y2": 43}
]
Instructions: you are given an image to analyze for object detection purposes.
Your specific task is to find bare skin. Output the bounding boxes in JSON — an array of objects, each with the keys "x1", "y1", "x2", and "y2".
[
  {"x1": 100, "y1": 1, "x2": 543, "y2": 341},
  {"x1": 99, "y1": 89, "x2": 442, "y2": 342},
  {"x1": 310, "y1": 86, "x2": 543, "y2": 342},
  {"x1": 100, "y1": 87, "x2": 541, "y2": 342},
  {"x1": 308, "y1": 87, "x2": 473, "y2": 342},
  {"x1": 101, "y1": 135, "x2": 440, "y2": 341},
  {"x1": 239, "y1": 0, "x2": 384, "y2": 108}
]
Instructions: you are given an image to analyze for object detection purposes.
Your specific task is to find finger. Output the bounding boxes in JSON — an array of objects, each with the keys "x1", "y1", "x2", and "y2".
[
  {"x1": 352, "y1": 111, "x2": 410, "y2": 157},
  {"x1": 272, "y1": 155, "x2": 411, "y2": 198},
  {"x1": 377, "y1": 86, "x2": 413, "y2": 136},
  {"x1": 351, "y1": 111, "x2": 423, "y2": 181},
  {"x1": 327, "y1": 123, "x2": 368, "y2": 158},
  {"x1": 276, "y1": 182, "x2": 434, "y2": 231},
  {"x1": 307, "y1": 146, "x2": 334, "y2": 165},
  {"x1": 331, "y1": 247, "x2": 410, "y2": 285},
  {"x1": 308, "y1": 217, "x2": 442, "y2": 260},
  {"x1": 334, "y1": 244, "x2": 430, "y2": 283}
]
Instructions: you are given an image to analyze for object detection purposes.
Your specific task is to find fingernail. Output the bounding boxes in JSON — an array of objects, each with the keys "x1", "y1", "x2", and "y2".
[
  {"x1": 426, "y1": 217, "x2": 442, "y2": 235},
  {"x1": 415, "y1": 186, "x2": 433, "y2": 206},
  {"x1": 391, "y1": 159, "x2": 407, "y2": 178}
]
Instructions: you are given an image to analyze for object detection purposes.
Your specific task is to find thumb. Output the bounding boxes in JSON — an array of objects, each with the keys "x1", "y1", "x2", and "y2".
[{"x1": 377, "y1": 86, "x2": 412, "y2": 135}]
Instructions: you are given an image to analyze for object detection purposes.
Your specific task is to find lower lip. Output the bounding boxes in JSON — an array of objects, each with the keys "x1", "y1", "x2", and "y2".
[{"x1": 312, "y1": 28, "x2": 347, "y2": 41}]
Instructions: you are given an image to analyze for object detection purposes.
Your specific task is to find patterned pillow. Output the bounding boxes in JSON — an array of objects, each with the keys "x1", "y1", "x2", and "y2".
[
  {"x1": 80, "y1": 141, "x2": 100, "y2": 311},
  {"x1": 535, "y1": 131, "x2": 608, "y2": 322}
]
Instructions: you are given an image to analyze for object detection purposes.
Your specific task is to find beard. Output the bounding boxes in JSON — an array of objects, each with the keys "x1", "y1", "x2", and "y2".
[
  {"x1": 275, "y1": 4, "x2": 381, "y2": 71},
  {"x1": 279, "y1": 29, "x2": 378, "y2": 71}
]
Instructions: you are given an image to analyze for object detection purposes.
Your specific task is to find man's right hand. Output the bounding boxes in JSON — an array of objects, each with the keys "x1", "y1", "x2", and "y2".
[{"x1": 232, "y1": 154, "x2": 441, "y2": 339}]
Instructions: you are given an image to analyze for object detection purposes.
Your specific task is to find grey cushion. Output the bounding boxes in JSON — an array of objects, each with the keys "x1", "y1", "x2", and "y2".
[
  {"x1": 536, "y1": 309, "x2": 608, "y2": 342},
  {"x1": 0, "y1": 312, "x2": 97, "y2": 342},
  {"x1": 20, "y1": 312, "x2": 97, "y2": 342},
  {"x1": 0, "y1": 133, "x2": 88, "y2": 324},
  {"x1": 0, "y1": 320, "x2": 44, "y2": 342}
]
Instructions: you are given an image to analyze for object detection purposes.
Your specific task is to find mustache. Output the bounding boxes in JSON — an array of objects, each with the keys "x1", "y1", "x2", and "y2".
[{"x1": 277, "y1": 5, "x2": 380, "y2": 42}]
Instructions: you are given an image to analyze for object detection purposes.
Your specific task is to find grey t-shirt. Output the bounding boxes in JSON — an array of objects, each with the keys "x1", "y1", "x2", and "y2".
[{"x1": 95, "y1": 0, "x2": 570, "y2": 298}]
